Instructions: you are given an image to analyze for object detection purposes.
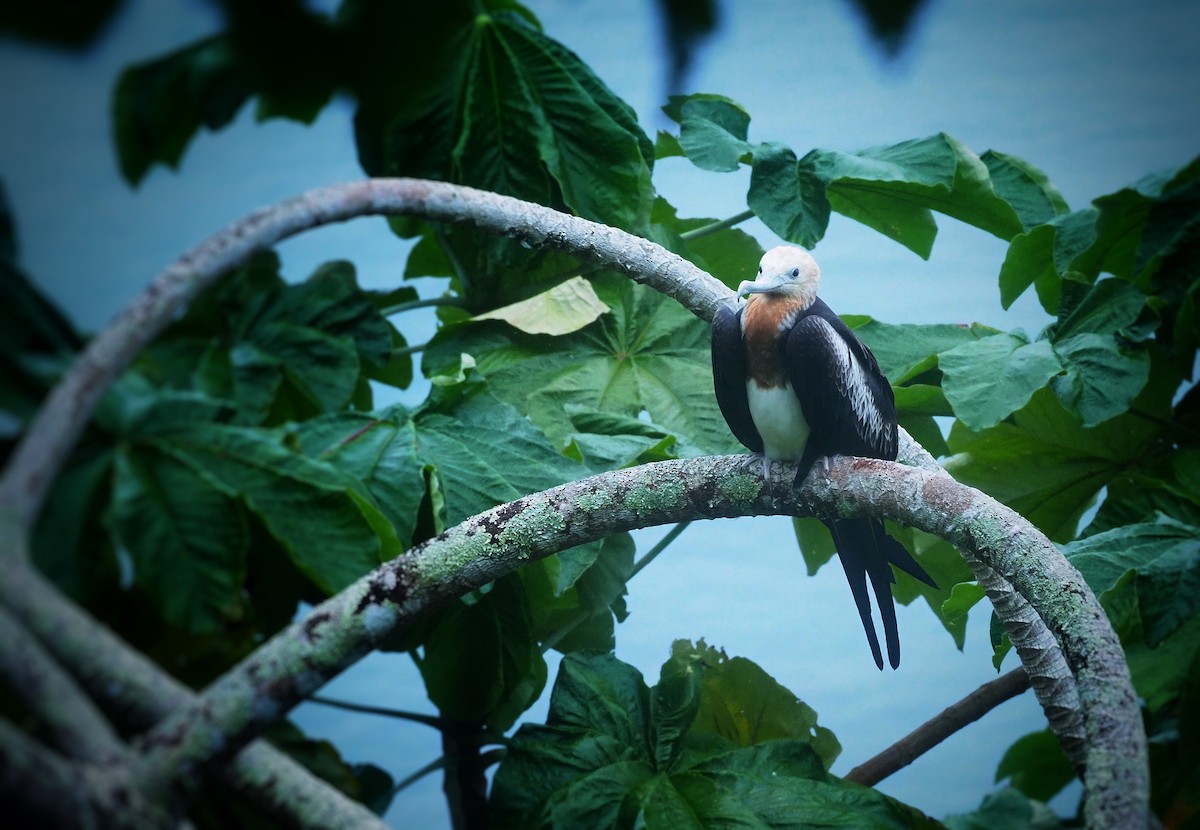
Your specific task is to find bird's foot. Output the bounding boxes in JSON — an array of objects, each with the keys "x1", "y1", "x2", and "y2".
[{"x1": 741, "y1": 453, "x2": 772, "y2": 480}]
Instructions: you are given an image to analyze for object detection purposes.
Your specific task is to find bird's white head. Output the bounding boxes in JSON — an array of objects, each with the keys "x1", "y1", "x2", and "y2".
[{"x1": 736, "y1": 246, "x2": 821, "y2": 307}]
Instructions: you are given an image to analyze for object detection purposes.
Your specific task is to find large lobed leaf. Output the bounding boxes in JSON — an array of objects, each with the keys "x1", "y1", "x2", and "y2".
[
  {"x1": 490, "y1": 646, "x2": 928, "y2": 829},
  {"x1": 424, "y1": 276, "x2": 737, "y2": 457}
]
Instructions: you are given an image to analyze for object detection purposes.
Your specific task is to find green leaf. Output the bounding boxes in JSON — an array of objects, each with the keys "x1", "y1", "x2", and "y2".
[
  {"x1": 805, "y1": 134, "x2": 1026, "y2": 257},
  {"x1": 546, "y1": 652, "x2": 651, "y2": 746},
  {"x1": 157, "y1": 422, "x2": 398, "y2": 594},
  {"x1": 145, "y1": 253, "x2": 397, "y2": 424},
  {"x1": 846, "y1": 316, "x2": 994, "y2": 384},
  {"x1": 793, "y1": 516, "x2": 837, "y2": 575},
  {"x1": 886, "y1": 527, "x2": 976, "y2": 648},
  {"x1": 941, "y1": 582, "x2": 986, "y2": 632},
  {"x1": 945, "y1": 387, "x2": 1158, "y2": 542},
  {"x1": 425, "y1": 277, "x2": 735, "y2": 457},
  {"x1": 654, "y1": 129, "x2": 685, "y2": 160},
  {"x1": 677, "y1": 640, "x2": 841, "y2": 768},
  {"x1": 266, "y1": 720, "x2": 396, "y2": 816},
  {"x1": 1050, "y1": 332, "x2": 1150, "y2": 427},
  {"x1": 563, "y1": 405, "x2": 679, "y2": 471},
  {"x1": 290, "y1": 412, "x2": 426, "y2": 549},
  {"x1": 1043, "y1": 277, "x2": 1152, "y2": 425},
  {"x1": 113, "y1": 36, "x2": 251, "y2": 184},
  {"x1": 647, "y1": 197, "x2": 764, "y2": 291},
  {"x1": 474, "y1": 276, "x2": 610, "y2": 335},
  {"x1": 525, "y1": 533, "x2": 635, "y2": 653},
  {"x1": 651, "y1": 644, "x2": 706, "y2": 769},
  {"x1": 997, "y1": 209, "x2": 1098, "y2": 312},
  {"x1": 994, "y1": 729, "x2": 1076, "y2": 803},
  {"x1": 1088, "y1": 447, "x2": 1200, "y2": 535},
  {"x1": 747, "y1": 141, "x2": 831, "y2": 247},
  {"x1": 1051, "y1": 276, "x2": 1148, "y2": 341},
  {"x1": 1065, "y1": 518, "x2": 1200, "y2": 646},
  {"x1": 414, "y1": 387, "x2": 588, "y2": 526},
  {"x1": 110, "y1": 445, "x2": 248, "y2": 633},
  {"x1": 383, "y1": 10, "x2": 653, "y2": 307},
  {"x1": 31, "y1": 448, "x2": 117, "y2": 605},
  {"x1": 943, "y1": 787, "x2": 1061, "y2": 830},
  {"x1": 666, "y1": 94, "x2": 752, "y2": 173},
  {"x1": 491, "y1": 650, "x2": 928, "y2": 829},
  {"x1": 417, "y1": 575, "x2": 546, "y2": 732},
  {"x1": 980, "y1": 150, "x2": 1070, "y2": 230},
  {"x1": 1136, "y1": 163, "x2": 1200, "y2": 277},
  {"x1": 939, "y1": 333, "x2": 1062, "y2": 430}
]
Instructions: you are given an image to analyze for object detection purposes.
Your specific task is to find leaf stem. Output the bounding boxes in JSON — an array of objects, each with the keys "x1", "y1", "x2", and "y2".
[
  {"x1": 630, "y1": 520, "x2": 692, "y2": 579},
  {"x1": 392, "y1": 755, "x2": 446, "y2": 795},
  {"x1": 679, "y1": 210, "x2": 755, "y2": 241},
  {"x1": 307, "y1": 695, "x2": 448, "y2": 730},
  {"x1": 380, "y1": 295, "x2": 468, "y2": 316},
  {"x1": 392, "y1": 342, "x2": 428, "y2": 358}
]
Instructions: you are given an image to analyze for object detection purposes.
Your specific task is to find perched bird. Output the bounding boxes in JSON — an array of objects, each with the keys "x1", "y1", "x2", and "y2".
[{"x1": 711, "y1": 245, "x2": 936, "y2": 669}]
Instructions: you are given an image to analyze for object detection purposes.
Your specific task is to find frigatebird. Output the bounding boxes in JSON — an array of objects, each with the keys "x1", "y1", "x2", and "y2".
[{"x1": 711, "y1": 245, "x2": 935, "y2": 669}]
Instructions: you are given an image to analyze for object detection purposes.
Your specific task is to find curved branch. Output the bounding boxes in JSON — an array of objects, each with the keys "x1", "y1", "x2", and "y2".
[
  {"x1": 0, "y1": 179, "x2": 725, "y2": 532},
  {"x1": 128, "y1": 454, "x2": 1145, "y2": 828},
  {"x1": 845, "y1": 667, "x2": 1031, "y2": 786},
  {"x1": 899, "y1": 426, "x2": 1085, "y2": 772},
  {"x1": 0, "y1": 550, "x2": 392, "y2": 830},
  {"x1": 0, "y1": 718, "x2": 170, "y2": 830},
  {"x1": 0, "y1": 604, "x2": 127, "y2": 765}
]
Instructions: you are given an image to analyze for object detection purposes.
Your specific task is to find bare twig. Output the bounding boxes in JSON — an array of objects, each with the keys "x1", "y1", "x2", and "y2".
[{"x1": 845, "y1": 668, "x2": 1031, "y2": 786}]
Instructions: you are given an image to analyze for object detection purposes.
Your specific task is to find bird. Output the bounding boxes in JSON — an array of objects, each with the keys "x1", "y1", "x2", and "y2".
[{"x1": 711, "y1": 245, "x2": 936, "y2": 669}]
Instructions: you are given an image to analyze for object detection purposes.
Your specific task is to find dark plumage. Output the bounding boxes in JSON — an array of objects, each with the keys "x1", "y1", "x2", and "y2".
[{"x1": 711, "y1": 246, "x2": 935, "y2": 669}]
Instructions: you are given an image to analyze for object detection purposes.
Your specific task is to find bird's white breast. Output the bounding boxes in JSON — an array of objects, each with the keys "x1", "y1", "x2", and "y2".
[{"x1": 746, "y1": 381, "x2": 810, "y2": 460}]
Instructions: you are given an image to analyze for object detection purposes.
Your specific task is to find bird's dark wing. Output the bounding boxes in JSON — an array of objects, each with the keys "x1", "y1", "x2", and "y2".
[
  {"x1": 711, "y1": 302, "x2": 763, "y2": 453},
  {"x1": 783, "y1": 305, "x2": 898, "y2": 473},
  {"x1": 789, "y1": 299, "x2": 935, "y2": 669}
]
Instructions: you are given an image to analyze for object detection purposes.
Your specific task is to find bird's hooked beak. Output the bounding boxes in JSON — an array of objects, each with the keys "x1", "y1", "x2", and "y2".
[{"x1": 735, "y1": 273, "x2": 789, "y2": 301}]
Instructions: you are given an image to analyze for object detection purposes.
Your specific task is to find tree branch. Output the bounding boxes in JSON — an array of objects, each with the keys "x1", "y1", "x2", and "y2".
[
  {"x1": 0, "y1": 718, "x2": 92, "y2": 829},
  {"x1": 0, "y1": 603, "x2": 127, "y2": 765},
  {"x1": 0, "y1": 178, "x2": 724, "y2": 534},
  {"x1": 0, "y1": 717, "x2": 171, "y2": 830},
  {"x1": 0, "y1": 544, "x2": 392, "y2": 830},
  {"x1": 0, "y1": 179, "x2": 1145, "y2": 827},
  {"x1": 125, "y1": 453, "x2": 1144, "y2": 828},
  {"x1": 845, "y1": 667, "x2": 1031, "y2": 786}
]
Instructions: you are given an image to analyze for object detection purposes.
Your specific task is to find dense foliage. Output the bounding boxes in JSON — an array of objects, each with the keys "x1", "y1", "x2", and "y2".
[{"x1": 2, "y1": 1, "x2": 1198, "y2": 827}]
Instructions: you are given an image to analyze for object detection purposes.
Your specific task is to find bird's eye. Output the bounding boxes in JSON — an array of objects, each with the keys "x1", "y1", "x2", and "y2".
[
  {"x1": 757, "y1": 266, "x2": 763, "y2": 274},
  {"x1": 791, "y1": 268, "x2": 800, "y2": 277}
]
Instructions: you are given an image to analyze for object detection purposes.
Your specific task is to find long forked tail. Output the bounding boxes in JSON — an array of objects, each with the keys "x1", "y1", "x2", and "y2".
[{"x1": 826, "y1": 518, "x2": 937, "y2": 670}]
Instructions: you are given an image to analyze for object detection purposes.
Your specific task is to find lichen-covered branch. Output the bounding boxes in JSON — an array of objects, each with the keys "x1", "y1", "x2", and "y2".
[
  {"x1": 0, "y1": 546, "x2": 393, "y2": 830},
  {"x1": 0, "y1": 604, "x2": 127, "y2": 765},
  {"x1": 0, "y1": 717, "x2": 170, "y2": 830},
  {"x1": 899, "y1": 427, "x2": 1086, "y2": 772},
  {"x1": 130, "y1": 454, "x2": 1144, "y2": 828}
]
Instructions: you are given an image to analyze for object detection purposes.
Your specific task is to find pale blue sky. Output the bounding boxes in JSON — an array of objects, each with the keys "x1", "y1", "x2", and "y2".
[{"x1": 2, "y1": 0, "x2": 1197, "y2": 825}]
